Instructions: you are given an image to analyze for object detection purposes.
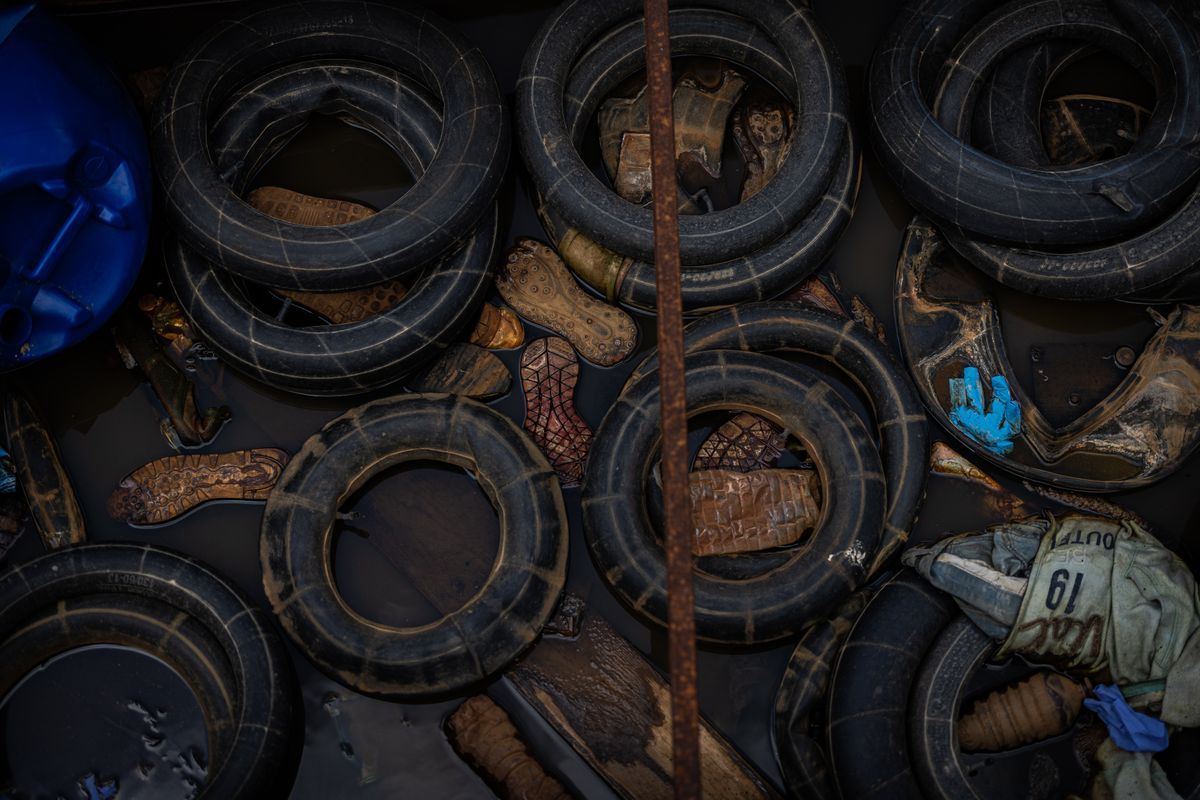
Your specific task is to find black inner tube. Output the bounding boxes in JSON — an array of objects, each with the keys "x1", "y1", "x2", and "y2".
[
  {"x1": 539, "y1": 8, "x2": 859, "y2": 312},
  {"x1": 518, "y1": 0, "x2": 847, "y2": 265},
  {"x1": 0, "y1": 543, "x2": 298, "y2": 800},
  {"x1": 153, "y1": 0, "x2": 508, "y2": 290},
  {"x1": 260, "y1": 394, "x2": 568, "y2": 698},
  {"x1": 583, "y1": 350, "x2": 885, "y2": 644},
  {"x1": 628, "y1": 302, "x2": 928, "y2": 575},
  {"x1": 934, "y1": 20, "x2": 1200, "y2": 300},
  {"x1": 825, "y1": 570, "x2": 957, "y2": 800},
  {"x1": 869, "y1": 0, "x2": 1200, "y2": 246},
  {"x1": 165, "y1": 60, "x2": 498, "y2": 397}
]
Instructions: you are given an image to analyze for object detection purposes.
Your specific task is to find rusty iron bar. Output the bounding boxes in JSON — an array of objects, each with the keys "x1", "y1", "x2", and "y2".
[{"x1": 642, "y1": 0, "x2": 702, "y2": 797}]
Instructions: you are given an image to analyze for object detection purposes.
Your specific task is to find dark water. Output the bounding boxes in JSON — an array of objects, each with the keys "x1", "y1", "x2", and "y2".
[
  {"x1": 1, "y1": 1, "x2": 1196, "y2": 798},
  {"x1": 0, "y1": 646, "x2": 207, "y2": 800}
]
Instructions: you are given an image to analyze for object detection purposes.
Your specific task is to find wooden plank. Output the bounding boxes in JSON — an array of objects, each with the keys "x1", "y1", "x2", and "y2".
[{"x1": 507, "y1": 610, "x2": 781, "y2": 800}]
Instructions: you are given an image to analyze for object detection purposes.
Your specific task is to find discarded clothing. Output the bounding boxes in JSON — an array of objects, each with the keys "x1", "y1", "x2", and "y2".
[{"x1": 904, "y1": 513, "x2": 1200, "y2": 726}]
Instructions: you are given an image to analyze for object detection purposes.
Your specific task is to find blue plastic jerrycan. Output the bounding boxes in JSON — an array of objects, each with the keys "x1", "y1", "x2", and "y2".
[{"x1": 0, "y1": 3, "x2": 151, "y2": 370}]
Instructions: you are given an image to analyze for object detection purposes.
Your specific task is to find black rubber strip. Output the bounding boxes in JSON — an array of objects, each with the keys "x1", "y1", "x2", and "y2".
[
  {"x1": 907, "y1": 614, "x2": 995, "y2": 800},
  {"x1": 825, "y1": 570, "x2": 956, "y2": 800}
]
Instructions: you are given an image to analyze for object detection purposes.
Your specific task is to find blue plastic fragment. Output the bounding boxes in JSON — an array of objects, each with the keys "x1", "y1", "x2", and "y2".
[
  {"x1": 0, "y1": 4, "x2": 151, "y2": 370},
  {"x1": 948, "y1": 366, "x2": 1022, "y2": 455},
  {"x1": 1082, "y1": 684, "x2": 1170, "y2": 753},
  {"x1": 0, "y1": 447, "x2": 13, "y2": 494},
  {"x1": 79, "y1": 773, "x2": 118, "y2": 800}
]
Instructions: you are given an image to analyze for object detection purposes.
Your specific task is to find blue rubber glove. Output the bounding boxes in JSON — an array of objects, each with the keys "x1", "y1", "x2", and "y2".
[
  {"x1": 949, "y1": 366, "x2": 1022, "y2": 455},
  {"x1": 1083, "y1": 684, "x2": 1169, "y2": 752}
]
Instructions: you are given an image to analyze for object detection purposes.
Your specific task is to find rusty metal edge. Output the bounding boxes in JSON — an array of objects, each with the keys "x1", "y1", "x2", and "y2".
[{"x1": 642, "y1": 1, "x2": 702, "y2": 797}]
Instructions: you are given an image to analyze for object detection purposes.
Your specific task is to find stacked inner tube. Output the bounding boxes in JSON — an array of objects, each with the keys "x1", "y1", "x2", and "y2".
[
  {"x1": 870, "y1": 0, "x2": 1200, "y2": 301},
  {"x1": 582, "y1": 302, "x2": 927, "y2": 644},
  {"x1": 0, "y1": 543, "x2": 299, "y2": 799},
  {"x1": 518, "y1": 0, "x2": 859, "y2": 312},
  {"x1": 153, "y1": 1, "x2": 509, "y2": 395}
]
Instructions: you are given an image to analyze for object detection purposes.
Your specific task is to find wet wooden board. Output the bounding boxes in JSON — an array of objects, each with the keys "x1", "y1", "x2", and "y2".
[{"x1": 506, "y1": 611, "x2": 782, "y2": 800}]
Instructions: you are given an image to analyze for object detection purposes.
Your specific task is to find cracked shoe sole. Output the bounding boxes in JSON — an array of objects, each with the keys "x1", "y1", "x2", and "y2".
[
  {"x1": 520, "y1": 336, "x2": 592, "y2": 486},
  {"x1": 693, "y1": 412, "x2": 786, "y2": 472},
  {"x1": 248, "y1": 186, "x2": 410, "y2": 325},
  {"x1": 108, "y1": 448, "x2": 290, "y2": 526},
  {"x1": 497, "y1": 239, "x2": 636, "y2": 366}
]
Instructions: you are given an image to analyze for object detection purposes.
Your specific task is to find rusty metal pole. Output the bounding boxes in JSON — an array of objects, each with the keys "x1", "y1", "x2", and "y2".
[{"x1": 642, "y1": 1, "x2": 701, "y2": 797}]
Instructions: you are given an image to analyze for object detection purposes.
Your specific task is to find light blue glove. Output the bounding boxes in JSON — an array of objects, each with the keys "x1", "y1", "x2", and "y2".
[
  {"x1": 1083, "y1": 684, "x2": 1169, "y2": 753},
  {"x1": 949, "y1": 366, "x2": 1022, "y2": 455},
  {"x1": 0, "y1": 446, "x2": 13, "y2": 494}
]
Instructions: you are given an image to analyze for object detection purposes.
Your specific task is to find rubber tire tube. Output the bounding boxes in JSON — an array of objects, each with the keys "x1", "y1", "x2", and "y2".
[
  {"x1": 628, "y1": 302, "x2": 928, "y2": 573},
  {"x1": 153, "y1": 0, "x2": 508, "y2": 290},
  {"x1": 971, "y1": 39, "x2": 1151, "y2": 168},
  {"x1": 0, "y1": 592, "x2": 240, "y2": 779},
  {"x1": 165, "y1": 61, "x2": 498, "y2": 396},
  {"x1": 518, "y1": 0, "x2": 846, "y2": 265},
  {"x1": 583, "y1": 350, "x2": 885, "y2": 644},
  {"x1": 946, "y1": 32, "x2": 1200, "y2": 300},
  {"x1": 261, "y1": 394, "x2": 568, "y2": 698},
  {"x1": 543, "y1": 8, "x2": 859, "y2": 312},
  {"x1": 209, "y1": 60, "x2": 438, "y2": 197},
  {"x1": 772, "y1": 589, "x2": 874, "y2": 800},
  {"x1": 825, "y1": 570, "x2": 957, "y2": 800},
  {"x1": 869, "y1": 0, "x2": 1200, "y2": 246},
  {"x1": 0, "y1": 543, "x2": 298, "y2": 800},
  {"x1": 911, "y1": 613, "x2": 1200, "y2": 798},
  {"x1": 932, "y1": 8, "x2": 1200, "y2": 300},
  {"x1": 932, "y1": 1, "x2": 1167, "y2": 170},
  {"x1": 908, "y1": 615, "x2": 996, "y2": 800}
]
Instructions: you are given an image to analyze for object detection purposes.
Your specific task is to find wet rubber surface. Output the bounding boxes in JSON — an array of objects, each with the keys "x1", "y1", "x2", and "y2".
[{"x1": 2, "y1": 1, "x2": 1198, "y2": 798}]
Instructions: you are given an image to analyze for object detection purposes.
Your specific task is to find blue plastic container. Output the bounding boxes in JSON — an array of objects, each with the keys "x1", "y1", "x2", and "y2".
[{"x1": 0, "y1": 3, "x2": 151, "y2": 370}]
